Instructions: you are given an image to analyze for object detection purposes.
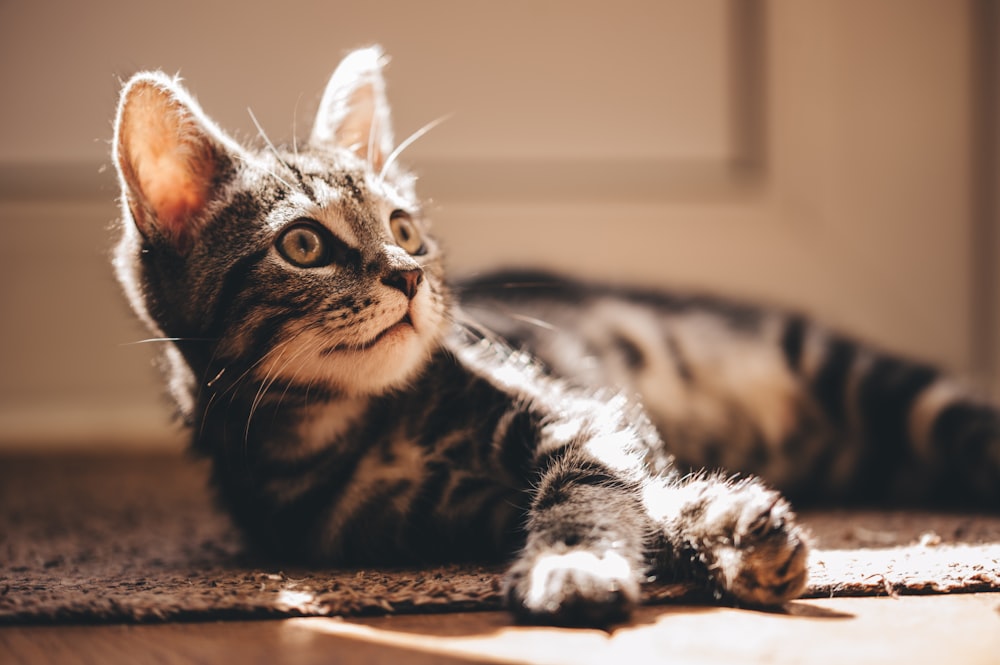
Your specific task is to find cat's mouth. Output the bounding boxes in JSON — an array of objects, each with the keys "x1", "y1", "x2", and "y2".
[
  {"x1": 320, "y1": 313, "x2": 415, "y2": 357},
  {"x1": 343, "y1": 313, "x2": 415, "y2": 353}
]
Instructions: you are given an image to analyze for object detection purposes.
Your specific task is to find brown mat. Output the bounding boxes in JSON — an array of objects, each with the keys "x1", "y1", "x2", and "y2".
[{"x1": 1, "y1": 453, "x2": 998, "y2": 624}]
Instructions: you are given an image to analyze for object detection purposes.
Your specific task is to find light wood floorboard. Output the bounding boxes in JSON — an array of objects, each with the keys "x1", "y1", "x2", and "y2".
[{"x1": 3, "y1": 594, "x2": 999, "y2": 665}]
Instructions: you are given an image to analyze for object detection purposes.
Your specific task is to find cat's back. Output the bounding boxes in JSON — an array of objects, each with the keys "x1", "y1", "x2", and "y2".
[
  {"x1": 455, "y1": 270, "x2": 780, "y2": 390},
  {"x1": 455, "y1": 270, "x2": 838, "y2": 493}
]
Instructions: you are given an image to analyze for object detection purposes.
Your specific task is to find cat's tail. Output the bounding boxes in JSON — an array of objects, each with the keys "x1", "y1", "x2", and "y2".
[{"x1": 779, "y1": 317, "x2": 1000, "y2": 509}]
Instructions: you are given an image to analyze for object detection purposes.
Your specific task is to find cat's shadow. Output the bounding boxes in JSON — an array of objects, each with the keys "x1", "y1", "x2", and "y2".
[
  {"x1": 340, "y1": 601, "x2": 853, "y2": 643},
  {"x1": 604, "y1": 600, "x2": 854, "y2": 634},
  {"x1": 744, "y1": 600, "x2": 854, "y2": 620}
]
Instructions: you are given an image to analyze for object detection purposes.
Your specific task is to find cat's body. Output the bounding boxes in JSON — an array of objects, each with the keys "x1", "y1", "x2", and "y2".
[
  {"x1": 112, "y1": 47, "x2": 999, "y2": 626},
  {"x1": 458, "y1": 271, "x2": 1000, "y2": 507}
]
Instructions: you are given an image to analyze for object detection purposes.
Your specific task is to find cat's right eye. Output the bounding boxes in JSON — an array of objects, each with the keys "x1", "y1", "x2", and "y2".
[{"x1": 276, "y1": 222, "x2": 332, "y2": 268}]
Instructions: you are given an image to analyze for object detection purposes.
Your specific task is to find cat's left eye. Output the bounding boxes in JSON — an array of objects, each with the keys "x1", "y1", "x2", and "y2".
[
  {"x1": 390, "y1": 210, "x2": 426, "y2": 256},
  {"x1": 276, "y1": 222, "x2": 332, "y2": 268}
]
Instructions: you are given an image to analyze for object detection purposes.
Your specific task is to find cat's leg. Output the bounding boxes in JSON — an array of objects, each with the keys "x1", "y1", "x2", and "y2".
[
  {"x1": 503, "y1": 445, "x2": 654, "y2": 626},
  {"x1": 643, "y1": 473, "x2": 810, "y2": 606}
]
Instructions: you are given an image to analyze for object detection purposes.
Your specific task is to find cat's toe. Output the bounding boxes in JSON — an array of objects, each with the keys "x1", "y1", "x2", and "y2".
[
  {"x1": 715, "y1": 494, "x2": 810, "y2": 606},
  {"x1": 504, "y1": 548, "x2": 640, "y2": 626}
]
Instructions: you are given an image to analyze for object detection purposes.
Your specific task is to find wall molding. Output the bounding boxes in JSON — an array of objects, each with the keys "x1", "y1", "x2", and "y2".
[
  {"x1": 0, "y1": 159, "x2": 767, "y2": 207},
  {"x1": 0, "y1": 1, "x2": 771, "y2": 208}
]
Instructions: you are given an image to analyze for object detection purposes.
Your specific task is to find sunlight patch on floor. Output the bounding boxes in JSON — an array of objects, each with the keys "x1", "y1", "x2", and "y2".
[
  {"x1": 283, "y1": 594, "x2": 1000, "y2": 665},
  {"x1": 286, "y1": 614, "x2": 633, "y2": 665}
]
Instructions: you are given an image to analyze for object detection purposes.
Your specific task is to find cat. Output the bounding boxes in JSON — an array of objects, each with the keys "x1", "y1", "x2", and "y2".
[{"x1": 111, "y1": 46, "x2": 1000, "y2": 626}]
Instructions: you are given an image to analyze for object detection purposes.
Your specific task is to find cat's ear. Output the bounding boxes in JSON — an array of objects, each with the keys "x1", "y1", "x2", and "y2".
[
  {"x1": 113, "y1": 72, "x2": 236, "y2": 253},
  {"x1": 309, "y1": 46, "x2": 394, "y2": 171}
]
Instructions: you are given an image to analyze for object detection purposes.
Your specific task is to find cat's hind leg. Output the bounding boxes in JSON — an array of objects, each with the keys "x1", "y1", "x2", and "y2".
[{"x1": 644, "y1": 474, "x2": 810, "y2": 606}]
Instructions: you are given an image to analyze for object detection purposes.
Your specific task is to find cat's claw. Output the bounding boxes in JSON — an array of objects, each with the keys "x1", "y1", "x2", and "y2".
[{"x1": 504, "y1": 547, "x2": 640, "y2": 626}]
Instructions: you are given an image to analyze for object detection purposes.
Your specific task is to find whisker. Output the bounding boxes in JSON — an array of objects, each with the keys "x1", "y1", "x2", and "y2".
[
  {"x1": 498, "y1": 282, "x2": 561, "y2": 289},
  {"x1": 456, "y1": 303, "x2": 563, "y2": 334},
  {"x1": 367, "y1": 102, "x2": 380, "y2": 171},
  {"x1": 379, "y1": 113, "x2": 453, "y2": 182},
  {"x1": 273, "y1": 333, "x2": 331, "y2": 422},
  {"x1": 199, "y1": 389, "x2": 219, "y2": 441},
  {"x1": 256, "y1": 339, "x2": 313, "y2": 413},
  {"x1": 247, "y1": 107, "x2": 287, "y2": 164},
  {"x1": 505, "y1": 312, "x2": 560, "y2": 332},
  {"x1": 193, "y1": 335, "x2": 230, "y2": 439},
  {"x1": 120, "y1": 337, "x2": 216, "y2": 345},
  {"x1": 244, "y1": 335, "x2": 332, "y2": 463},
  {"x1": 233, "y1": 151, "x2": 295, "y2": 191},
  {"x1": 451, "y1": 308, "x2": 508, "y2": 347},
  {"x1": 246, "y1": 107, "x2": 297, "y2": 189},
  {"x1": 219, "y1": 336, "x2": 298, "y2": 402},
  {"x1": 241, "y1": 339, "x2": 307, "y2": 458},
  {"x1": 244, "y1": 331, "x2": 319, "y2": 446},
  {"x1": 292, "y1": 92, "x2": 303, "y2": 160},
  {"x1": 455, "y1": 280, "x2": 562, "y2": 292},
  {"x1": 245, "y1": 349, "x2": 286, "y2": 447}
]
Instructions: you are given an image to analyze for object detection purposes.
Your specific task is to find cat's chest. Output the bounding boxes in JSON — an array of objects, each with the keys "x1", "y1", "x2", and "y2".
[{"x1": 296, "y1": 397, "x2": 372, "y2": 454}]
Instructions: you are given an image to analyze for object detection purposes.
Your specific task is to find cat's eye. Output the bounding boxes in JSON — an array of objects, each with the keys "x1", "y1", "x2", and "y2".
[
  {"x1": 276, "y1": 222, "x2": 332, "y2": 268},
  {"x1": 390, "y1": 210, "x2": 426, "y2": 256}
]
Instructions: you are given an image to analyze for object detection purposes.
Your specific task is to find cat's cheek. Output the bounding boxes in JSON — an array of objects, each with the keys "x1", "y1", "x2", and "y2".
[{"x1": 408, "y1": 285, "x2": 446, "y2": 339}]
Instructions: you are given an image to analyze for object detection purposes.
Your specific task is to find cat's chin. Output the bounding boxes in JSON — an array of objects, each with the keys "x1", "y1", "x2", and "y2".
[
  {"x1": 255, "y1": 317, "x2": 441, "y2": 398},
  {"x1": 330, "y1": 327, "x2": 438, "y2": 396}
]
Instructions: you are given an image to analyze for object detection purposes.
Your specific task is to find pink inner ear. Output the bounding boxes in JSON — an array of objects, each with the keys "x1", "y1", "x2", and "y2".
[
  {"x1": 137, "y1": 151, "x2": 211, "y2": 241},
  {"x1": 118, "y1": 81, "x2": 217, "y2": 251},
  {"x1": 336, "y1": 84, "x2": 383, "y2": 169}
]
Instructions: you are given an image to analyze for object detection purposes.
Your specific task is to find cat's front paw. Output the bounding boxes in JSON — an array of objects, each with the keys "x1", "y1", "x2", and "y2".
[
  {"x1": 504, "y1": 547, "x2": 641, "y2": 626},
  {"x1": 706, "y1": 485, "x2": 810, "y2": 606}
]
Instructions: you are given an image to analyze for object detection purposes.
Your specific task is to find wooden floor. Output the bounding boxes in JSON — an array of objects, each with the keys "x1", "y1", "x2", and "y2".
[{"x1": 2, "y1": 593, "x2": 999, "y2": 665}]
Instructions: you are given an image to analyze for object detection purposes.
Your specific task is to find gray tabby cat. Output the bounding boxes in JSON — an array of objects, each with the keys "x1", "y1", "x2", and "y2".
[{"x1": 112, "y1": 47, "x2": 999, "y2": 626}]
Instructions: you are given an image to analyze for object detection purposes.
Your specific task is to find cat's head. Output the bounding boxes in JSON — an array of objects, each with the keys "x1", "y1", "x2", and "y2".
[{"x1": 112, "y1": 47, "x2": 449, "y2": 414}]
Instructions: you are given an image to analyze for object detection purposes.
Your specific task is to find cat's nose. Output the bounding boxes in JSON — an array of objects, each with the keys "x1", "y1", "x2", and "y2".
[{"x1": 381, "y1": 268, "x2": 424, "y2": 300}]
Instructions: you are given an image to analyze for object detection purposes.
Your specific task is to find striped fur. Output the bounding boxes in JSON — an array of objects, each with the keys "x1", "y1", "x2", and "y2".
[
  {"x1": 112, "y1": 48, "x2": 998, "y2": 627},
  {"x1": 458, "y1": 271, "x2": 1000, "y2": 508}
]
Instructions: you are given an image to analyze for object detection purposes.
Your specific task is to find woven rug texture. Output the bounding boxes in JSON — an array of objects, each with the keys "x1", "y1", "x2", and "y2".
[{"x1": 1, "y1": 453, "x2": 998, "y2": 624}]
